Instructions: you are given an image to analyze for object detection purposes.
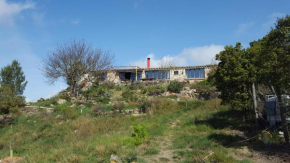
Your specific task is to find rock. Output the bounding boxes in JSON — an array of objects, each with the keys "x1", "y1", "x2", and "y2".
[
  {"x1": 57, "y1": 99, "x2": 67, "y2": 105},
  {"x1": 1, "y1": 157, "x2": 23, "y2": 163},
  {"x1": 110, "y1": 154, "x2": 122, "y2": 163},
  {"x1": 184, "y1": 87, "x2": 190, "y2": 91}
]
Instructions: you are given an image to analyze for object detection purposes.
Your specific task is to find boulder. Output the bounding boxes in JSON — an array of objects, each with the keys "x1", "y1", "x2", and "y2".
[
  {"x1": 110, "y1": 154, "x2": 122, "y2": 163},
  {"x1": 57, "y1": 99, "x2": 67, "y2": 105},
  {"x1": 183, "y1": 87, "x2": 190, "y2": 91}
]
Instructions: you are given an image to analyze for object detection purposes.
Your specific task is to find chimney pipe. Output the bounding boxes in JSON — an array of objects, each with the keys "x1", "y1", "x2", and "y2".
[{"x1": 147, "y1": 58, "x2": 150, "y2": 68}]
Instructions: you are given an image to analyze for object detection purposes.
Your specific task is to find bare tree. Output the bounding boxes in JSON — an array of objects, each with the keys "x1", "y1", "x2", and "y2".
[
  {"x1": 159, "y1": 58, "x2": 175, "y2": 68},
  {"x1": 42, "y1": 39, "x2": 114, "y2": 96}
]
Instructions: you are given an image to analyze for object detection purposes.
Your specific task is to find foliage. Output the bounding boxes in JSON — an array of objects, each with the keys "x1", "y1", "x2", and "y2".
[
  {"x1": 0, "y1": 60, "x2": 27, "y2": 95},
  {"x1": 131, "y1": 123, "x2": 147, "y2": 145},
  {"x1": 112, "y1": 101, "x2": 125, "y2": 110},
  {"x1": 190, "y1": 80, "x2": 215, "y2": 92},
  {"x1": 140, "y1": 100, "x2": 152, "y2": 113},
  {"x1": 147, "y1": 85, "x2": 166, "y2": 96},
  {"x1": 102, "y1": 82, "x2": 115, "y2": 89},
  {"x1": 0, "y1": 61, "x2": 27, "y2": 114},
  {"x1": 167, "y1": 80, "x2": 183, "y2": 93},
  {"x1": 121, "y1": 90, "x2": 138, "y2": 102},
  {"x1": 214, "y1": 43, "x2": 252, "y2": 110},
  {"x1": 0, "y1": 85, "x2": 25, "y2": 114},
  {"x1": 54, "y1": 102, "x2": 77, "y2": 119},
  {"x1": 92, "y1": 104, "x2": 103, "y2": 114},
  {"x1": 95, "y1": 97, "x2": 111, "y2": 104},
  {"x1": 35, "y1": 97, "x2": 58, "y2": 107}
]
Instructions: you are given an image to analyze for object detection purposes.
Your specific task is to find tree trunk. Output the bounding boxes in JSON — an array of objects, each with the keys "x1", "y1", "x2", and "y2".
[
  {"x1": 252, "y1": 83, "x2": 259, "y2": 130},
  {"x1": 276, "y1": 91, "x2": 290, "y2": 145}
]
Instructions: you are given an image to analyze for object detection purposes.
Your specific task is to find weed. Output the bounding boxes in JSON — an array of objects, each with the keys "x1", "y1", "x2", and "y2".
[
  {"x1": 132, "y1": 123, "x2": 148, "y2": 145},
  {"x1": 145, "y1": 148, "x2": 160, "y2": 155}
]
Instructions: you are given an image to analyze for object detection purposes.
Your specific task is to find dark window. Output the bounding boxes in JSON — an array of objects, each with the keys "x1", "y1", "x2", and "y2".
[
  {"x1": 185, "y1": 68, "x2": 205, "y2": 78},
  {"x1": 174, "y1": 71, "x2": 178, "y2": 75},
  {"x1": 145, "y1": 70, "x2": 170, "y2": 79}
]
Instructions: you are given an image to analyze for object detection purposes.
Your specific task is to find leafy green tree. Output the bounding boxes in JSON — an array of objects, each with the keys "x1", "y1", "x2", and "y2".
[
  {"x1": 0, "y1": 85, "x2": 25, "y2": 114},
  {"x1": 258, "y1": 15, "x2": 290, "y2": 144},
  {"x1": 0, "y1": 60, "x2": 27, "y2": 114},
  {"x1": 0, "y1": 60, "x2": 28, "y2": 95},
  {"x1": 214, "y1": 43, "x2": 252, "y2": 121}
]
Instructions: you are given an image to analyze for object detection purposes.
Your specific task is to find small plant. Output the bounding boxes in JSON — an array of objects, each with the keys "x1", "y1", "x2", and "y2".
[
  {"x1": 92, "y1": 104, "x2": 103, "y2": 114},
  {"x1": 145, "y1": 148, "x2": 160, "y2": 155},
  {"x1": 140, "y1": 101, "x2": 152, "y2": 113},
  {"x1": 147, "y1": 85, "x2": 166, "y2": 96},
  {"x1": 167, "y1": 80, "x2": 183, "y2": 93},
  {"x1": 132, "y1": 123, "x2": 147, "y2": 145},
  {"x1": 122, "y1": 90, "x2": 138, "y2": 102},
  {"x1": 54, "y1": 103, "x2": 77, "y2": 119},
  {"x1": 140, "y1": 86, "x2": 148, "y2": 94},
  {"x1": 112, "y1": 101, "x2": 125, "y2": 110}
]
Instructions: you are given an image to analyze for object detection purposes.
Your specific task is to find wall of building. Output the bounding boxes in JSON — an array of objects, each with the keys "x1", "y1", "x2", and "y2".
[{"x1": 104, "y1": 66, "x2": 212, "y2": 83}]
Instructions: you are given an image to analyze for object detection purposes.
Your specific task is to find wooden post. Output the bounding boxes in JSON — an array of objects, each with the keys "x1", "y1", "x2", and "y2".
[
  {"x1": 10, "y1": 142, "x2": 13, "y2": 158},
  {"x1": 135, "y1": 66, "x2": 137, "y2": 81}
]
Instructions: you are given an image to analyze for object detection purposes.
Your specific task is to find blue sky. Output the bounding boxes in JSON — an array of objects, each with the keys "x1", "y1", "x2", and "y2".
[{"x1": 0, "y1": 0, "x2": 289, "y2": 102}]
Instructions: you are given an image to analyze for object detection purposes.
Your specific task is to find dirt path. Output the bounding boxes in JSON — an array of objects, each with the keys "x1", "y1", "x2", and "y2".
[{"x1": 141, "y1": 120, "x2": 180, "y2": 163}]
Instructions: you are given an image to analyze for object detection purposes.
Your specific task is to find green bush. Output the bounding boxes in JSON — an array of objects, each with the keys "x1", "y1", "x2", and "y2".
[
  {"x1": 140, "y1": 101, "x2": 152, "y2": 113},
  {"x1": 167, "y1": 80, "x2": 183, "y2": 93},
  {"x1": 102, "y1": 82, "x2": 115, "y2": 89},
  {"x1": 140, "y1": 86, "x2": 148, "y2": 94},
  {"x1": 95, "y1": 97, "x2": 111, "y2": 104},
  {"x1": 54, "y1": 103, "x2": 77, "y2": 119},
  {"x1": 132, "y1": 123, "x2": 147, "y2": 145},
  {"x1": 121, "y1": 90, "x2": 138, "y2": 102},
  {"x1": 147, "y1": 85, "x2": 166, "y2": 96},
  {"x1": 0, "y1": 86, "x2": 25, "y2": 114}
]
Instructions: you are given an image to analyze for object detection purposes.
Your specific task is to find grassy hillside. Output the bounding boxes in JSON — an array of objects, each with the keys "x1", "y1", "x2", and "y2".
[
  {"x1": 1, "y1": 98, "x2": 269, "y2": 163},
  {"x1": 0, "y1": 82, "x2": 287, "y2": 163}
]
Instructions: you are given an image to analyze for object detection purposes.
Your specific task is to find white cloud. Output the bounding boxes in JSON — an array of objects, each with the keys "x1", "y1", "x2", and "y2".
[
  {"x1": 71, "y1": 18, "x2": 80, "y2": 25},
  {"x1": 235, "y1": 22, "x2": 254, "y2": 36},
  {"x1": 0, "y1": 0, "x2": 35, "y2": 27},
  {"x1": 262, "y1": 12, "x2": 286, "y2": 29},
  {"x1": 131, "y1": 44, "x2": 224, "y2": 68}
]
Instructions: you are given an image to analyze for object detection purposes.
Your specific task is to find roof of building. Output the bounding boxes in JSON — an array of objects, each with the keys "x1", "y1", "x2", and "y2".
[{"x1": 112, "y1": 64, "x2": 214, "y2": 71}]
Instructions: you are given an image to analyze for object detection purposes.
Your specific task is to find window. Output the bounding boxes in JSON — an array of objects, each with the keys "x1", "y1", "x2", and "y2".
[
  {"x1": 185, "y1": 68, "x2": 205, "y2": 78},
  {"x1": 174, "y1": 71, "x2": 178, "y2": 75},
  {"x1": 145, "y1": 70, "x2": 170, "y2": 79}
]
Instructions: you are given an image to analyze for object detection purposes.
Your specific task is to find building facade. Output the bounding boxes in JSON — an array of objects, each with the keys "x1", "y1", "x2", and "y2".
[{"x1": 104, "y1": 65, "x2": 212, "y2": 83}]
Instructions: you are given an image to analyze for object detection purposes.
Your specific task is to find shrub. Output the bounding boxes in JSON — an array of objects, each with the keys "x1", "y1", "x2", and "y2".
[
  {"x1": 132, "y1": 123, "x2": 147, "y2": 145},
  {"x1": 140, "y1": 86, "x2": 148, "y2": 94},
  {"x1": 112, "y1": 101, "x2": 125, "y2": 110},
  {"x1": 121, "y1": 90, "x2": 138, "y2": 102},
  {"x1": 102, "y1": 82, "x2": 115, "y2": 89},
  {"x1": 95, "y1": 97, "x2": 111, "y2": 104},
  {"x1": 0, "y1": 86, "x2": 25, "y2": 114},
  {"x1": 190, "y1": 80, "x2": 215, "y2": 92},
  {"x1": 147, "y1": 85, "x2": 166, "y2": 96},
  {"x1": 167, "y1": 80, "x2": 183, "y2": 93},
  {"x1": 140, "y1": 101, "x2": 152, "y2": 113},
  {"x1": 54, "y1": 103, "x2": 77, "y2": 119},
  {"x1": 85, "y1": 101, "x2": 93, "y2": 108},
  {"x1": 92, "y1": 104, "x2": 103, "y2": 114}
]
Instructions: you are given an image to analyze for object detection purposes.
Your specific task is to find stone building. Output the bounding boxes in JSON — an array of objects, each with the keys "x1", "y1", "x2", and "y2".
[{"x1": 103, "y1": 58, "x2": 213, "y2": 83}]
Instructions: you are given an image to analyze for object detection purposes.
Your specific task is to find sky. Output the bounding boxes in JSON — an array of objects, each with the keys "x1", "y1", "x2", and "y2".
[{"x1": 0, "y1": 0, "x2": 289, "y2": 102}]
